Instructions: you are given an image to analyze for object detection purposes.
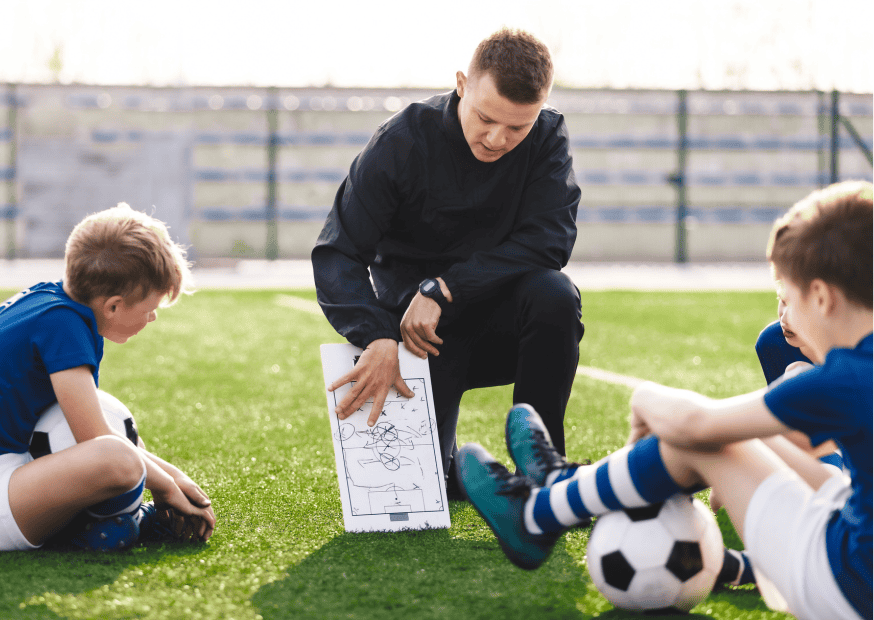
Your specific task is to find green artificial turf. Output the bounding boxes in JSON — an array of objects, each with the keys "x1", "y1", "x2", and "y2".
[{"x1": 0, "y1": 287, "x2": 792, "y2": 619}]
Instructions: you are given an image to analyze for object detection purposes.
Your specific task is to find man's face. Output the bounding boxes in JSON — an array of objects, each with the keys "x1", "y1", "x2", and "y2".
[{"x1": 456, "y1": 71, "x2": 545, "y2": 163}]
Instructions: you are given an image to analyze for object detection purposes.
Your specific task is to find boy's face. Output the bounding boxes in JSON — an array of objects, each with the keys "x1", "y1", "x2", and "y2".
[
  {"x1": 777, "y1": 292, "x2": 819, "y2": 363},
  {"x1": 99, "y1": 289, "x2": 164, "y2": 344},
  {"x1": 775, "y1": 274, "x2": 824, "y2": 361}
]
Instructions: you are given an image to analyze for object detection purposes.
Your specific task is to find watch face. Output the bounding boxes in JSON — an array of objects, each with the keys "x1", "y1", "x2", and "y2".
[{"x1": 422, "y1": 280, "x2": 436, "y2": 293}]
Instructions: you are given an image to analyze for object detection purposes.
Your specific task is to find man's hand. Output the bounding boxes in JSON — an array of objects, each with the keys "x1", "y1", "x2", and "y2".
[
  {"x1": 401, "y1": 277, "x2": 452, "y2": 359},
  {"x1": 328, "y1": 338, "x2": 414, "y2": 426}
]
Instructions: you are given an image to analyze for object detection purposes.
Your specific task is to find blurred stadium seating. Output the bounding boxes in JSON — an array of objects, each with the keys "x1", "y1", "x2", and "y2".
[{"x1": 1, "y1": 85, "x2": 871, "y2": 262}]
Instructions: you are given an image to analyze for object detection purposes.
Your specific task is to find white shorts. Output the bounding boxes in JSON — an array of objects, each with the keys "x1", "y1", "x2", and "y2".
[
  {"x1": 0, "y1": 451, "x2": 40, "y2": 551},
  {"x1": 744, "y1": 469, "x2": 861, "y2": 620}
]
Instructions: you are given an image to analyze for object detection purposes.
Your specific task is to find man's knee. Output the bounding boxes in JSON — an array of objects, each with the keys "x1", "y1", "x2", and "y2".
[{"x1": 515, "y1": 270, "x2": 583, "y2": 334}]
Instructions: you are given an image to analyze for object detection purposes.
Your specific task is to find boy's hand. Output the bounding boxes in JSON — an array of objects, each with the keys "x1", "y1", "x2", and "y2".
[
  {"x1": 783, "y1": 361, "x2": 814, "y2": 379},
  {"x1": 174, "y1": 473, "x2": 212, "y2": 509},
  {"x1": 151, "y1": 481, "x2": 215, "y2": 541},
  {"x1": 626, "y1": 407, "x2": 652, "y2": 445}
]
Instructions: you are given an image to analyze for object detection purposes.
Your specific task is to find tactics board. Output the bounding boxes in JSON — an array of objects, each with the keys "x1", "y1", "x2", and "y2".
[{"x1": 320, "y1": 343, "x2": 450, "y2": 532}]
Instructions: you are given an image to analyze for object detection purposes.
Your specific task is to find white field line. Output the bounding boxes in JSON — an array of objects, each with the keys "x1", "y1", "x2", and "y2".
[
  {"x1": 275, "y1": 293, "x2": 323, "y2": 314},
  {"x1": 276, "y1": 294, "x2": 647, "y2": 390},
  {"x1": 576, "y1": 365, "x2": 645, "y2": 389}
]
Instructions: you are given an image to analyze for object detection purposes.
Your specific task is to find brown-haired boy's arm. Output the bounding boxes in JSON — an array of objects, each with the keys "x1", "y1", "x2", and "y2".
[
  {"x1": 628, "y1": 382, "x2": 793, "y2": 450},
  {"x1": 50, "y1": 366, "x2": 117, "y2": 441},
  {"x1": 50, "y1": 366, "x2": 215, "y2": 540},
  {"x1": 141, "y1": 456, "x2": 215, "y2": 541}
]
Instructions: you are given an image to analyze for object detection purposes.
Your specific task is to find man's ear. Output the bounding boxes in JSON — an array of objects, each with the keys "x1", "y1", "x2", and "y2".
[{"x1": 456, "y1": 71, "x2": 467, "y2": 98}]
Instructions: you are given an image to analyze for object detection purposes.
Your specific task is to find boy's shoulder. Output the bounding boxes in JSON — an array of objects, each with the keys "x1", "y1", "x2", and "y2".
[
  {"x1": 764, "y1": 334, "x2": 872, "y2": 437},
  {"x1": 1, "y1": 281, "x2": 94, "y2": 327}
]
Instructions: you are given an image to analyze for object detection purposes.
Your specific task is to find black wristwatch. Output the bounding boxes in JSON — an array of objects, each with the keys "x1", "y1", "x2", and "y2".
[{"x1": 419, "y1": 278, "x2": 448, "y2": 310}]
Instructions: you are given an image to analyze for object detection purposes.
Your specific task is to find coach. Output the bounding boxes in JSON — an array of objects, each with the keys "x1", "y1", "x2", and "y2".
[{"x1": 312, "y1": 28, "x2": 584, "y2": 497}]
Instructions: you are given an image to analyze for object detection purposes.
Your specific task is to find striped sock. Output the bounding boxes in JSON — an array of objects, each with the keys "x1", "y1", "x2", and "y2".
[
  {"x1": 524, "y1": 435, "x2": 684, "y2": 534},
  {"x1": 544, "y1": 464, "x2": 581, "y2": 487},
  {"x1": 86, "y1": 466, "x2": 146, "y2": 519}
]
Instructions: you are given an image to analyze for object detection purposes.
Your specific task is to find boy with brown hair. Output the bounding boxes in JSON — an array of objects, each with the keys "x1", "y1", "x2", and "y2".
[
  {"x1": 0, "y1": 203, "x2": 215, "y2": 551},
  {"x1": 458, "y1": 181, "x2": 872, "y2": 619}
]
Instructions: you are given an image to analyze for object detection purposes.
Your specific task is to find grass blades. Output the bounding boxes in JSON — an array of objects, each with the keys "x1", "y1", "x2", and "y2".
[{"x1": 0, "y1": 288, "x2": 790, "y2": 619}]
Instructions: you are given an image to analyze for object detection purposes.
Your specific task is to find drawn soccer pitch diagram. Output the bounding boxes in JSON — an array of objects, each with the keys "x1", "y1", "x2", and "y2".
[{"x1": 321, "y1": 343, "x2": 451, "y2": 532}]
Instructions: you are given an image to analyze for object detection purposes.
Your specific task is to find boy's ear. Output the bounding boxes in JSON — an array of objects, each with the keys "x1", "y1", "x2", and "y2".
[
  {"x1": 809, "y1": 279, "x2": 838, "y2": 316},
  {"x1": 99, "y1": 295, "x2": 125, "y2": 318}
]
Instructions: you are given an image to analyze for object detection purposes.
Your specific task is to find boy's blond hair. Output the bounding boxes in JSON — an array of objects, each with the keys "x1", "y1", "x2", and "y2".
[
  {"x1": 767, "y1": 180, "x2": 873, "y2": 309},
  {"x1": 64, "y1": 203, "x2": 192, "y2": 306}
]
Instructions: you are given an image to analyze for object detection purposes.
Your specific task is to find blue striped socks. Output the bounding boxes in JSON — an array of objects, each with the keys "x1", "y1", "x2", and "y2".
[
  {"x1": 524, "y1": 435, "x2": 684, "y2": 534},
  {"x1": 86, "y1": 465, "x2": 146, "y2": 519}
]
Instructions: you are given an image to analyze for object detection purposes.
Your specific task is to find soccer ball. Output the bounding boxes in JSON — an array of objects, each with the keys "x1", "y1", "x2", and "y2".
[
  {"x1": 585, "y1": 494, "x2": 723, "y2": 612},
  {"x1": 29, "y1": 390, "x2": 139, "y2": 458}
]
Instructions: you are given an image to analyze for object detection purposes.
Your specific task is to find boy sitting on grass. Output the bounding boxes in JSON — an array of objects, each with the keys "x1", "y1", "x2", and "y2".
[
  {"x1": 0, "y1": 203, "x2": 216, "y2": 551},
  {"x1": 753, "y1": 308, "x2": 844, "y2": 476},
  {"x1": 457, "y1": 180, "x2": 871, "y2": 620},
  {"x1": 715, "y1": 276, "x2": 849, "y2": 584}
]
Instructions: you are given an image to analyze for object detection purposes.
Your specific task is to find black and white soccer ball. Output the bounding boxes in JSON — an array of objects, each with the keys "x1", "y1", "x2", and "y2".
[
  {"x1": 29, "y1": 390, "x2": 139, "y2": 458},
  {"x1": 585, "y1": 494, "x2": 723, "y2": 612}
]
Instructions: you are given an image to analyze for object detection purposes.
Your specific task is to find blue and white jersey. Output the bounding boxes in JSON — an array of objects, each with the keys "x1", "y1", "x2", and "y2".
[
  {"x1": 764, "y1": 333, "x2": 873, "y2": 619},
  {"x1": 0, "y1": 282, "x2": 103, "y2": 455}
]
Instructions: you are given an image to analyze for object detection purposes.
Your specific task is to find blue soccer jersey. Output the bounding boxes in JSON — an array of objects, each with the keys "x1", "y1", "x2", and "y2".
[
  {"x1": 0, "y1": 282, "x2": 103, "y2": 455},
  {"x1": 764, "y1": 333, "x2": 873, "y2": 619}
]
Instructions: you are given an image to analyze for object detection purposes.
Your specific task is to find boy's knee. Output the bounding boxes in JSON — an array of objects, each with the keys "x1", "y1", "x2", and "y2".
[{"x1": 91, "y1": 435, "x2": 144, "y2": 492}]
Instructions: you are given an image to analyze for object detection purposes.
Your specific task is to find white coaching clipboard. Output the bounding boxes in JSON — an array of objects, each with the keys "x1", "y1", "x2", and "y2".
[{"x1": 320, "y1": 343, "x2": 451, "y2": 532}]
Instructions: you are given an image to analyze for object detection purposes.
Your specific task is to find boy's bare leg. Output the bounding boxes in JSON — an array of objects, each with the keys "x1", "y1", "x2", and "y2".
[
  {"x1": 8, "y1": 435, "x2": 145, "y2": 546},
  {"x1": 659, "y1": 438, "x2": 817, "y2": 543},
  {"x1": 761, "y1": 435, "x2": 838, "y2": 489}
]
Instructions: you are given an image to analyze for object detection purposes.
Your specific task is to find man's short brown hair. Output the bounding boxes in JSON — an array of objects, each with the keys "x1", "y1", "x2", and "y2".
[
  {"x1": 469, "y1": 28, "x2": 553, "y2": 104},
  {"x1": 65, "y1": 202, "x2": 192, "y2": 306},
  {"x1": 767, "y1": 180, "x2": 873, "y2": 309}
]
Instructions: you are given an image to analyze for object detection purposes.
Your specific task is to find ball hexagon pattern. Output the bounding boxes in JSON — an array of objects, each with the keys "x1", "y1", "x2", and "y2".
[{"x1": 585, "y1": 494, "x2": 723, "y2": 612}]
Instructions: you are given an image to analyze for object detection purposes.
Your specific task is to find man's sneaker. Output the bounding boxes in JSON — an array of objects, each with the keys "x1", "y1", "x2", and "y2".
[
  {"x1": 456, "y1": 442, "x2": 561, "y2": 570},
  {"x1": 69, "y1": 513, "x2": 140, "y2": 551},
  {"x1": 506, "y1": 404, "x2": 588, "y2": 486}
]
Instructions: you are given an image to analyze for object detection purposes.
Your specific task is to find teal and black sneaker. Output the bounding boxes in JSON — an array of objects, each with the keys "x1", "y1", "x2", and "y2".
[
  {"x1": 505, "y1": 404, "x2": 588, "y2": 486},
  {"x1": 456, "y1": 442, "x2": 562, "y2": 570}
]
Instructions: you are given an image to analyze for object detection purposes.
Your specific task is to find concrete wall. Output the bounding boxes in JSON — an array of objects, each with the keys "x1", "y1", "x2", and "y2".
[{"x1": 1, "y1": 84, "x2": 871, "y2": 262}]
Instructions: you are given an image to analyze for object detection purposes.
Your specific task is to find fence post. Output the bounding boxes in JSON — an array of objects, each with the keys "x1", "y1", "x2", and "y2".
[
  {"x1": 829, "y1": 89, "x2": 839, "y2": 184},
  {"x1": 265, "y1": 86, "x2": 279, "y2": 260},
  {"x1": 670, "y1": 89, "x2": 688, "y2": 264},
  {"x1": 816, "y1": 90, "x2": 827, "y2": 187},
  {"x1": 5, "y1": 83, "x2": 17, "y2": 260}
]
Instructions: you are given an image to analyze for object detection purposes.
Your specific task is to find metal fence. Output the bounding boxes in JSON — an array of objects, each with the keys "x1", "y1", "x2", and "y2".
[{"x1": 1, "y1": 84, "x2": 871, "y2": 262}]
